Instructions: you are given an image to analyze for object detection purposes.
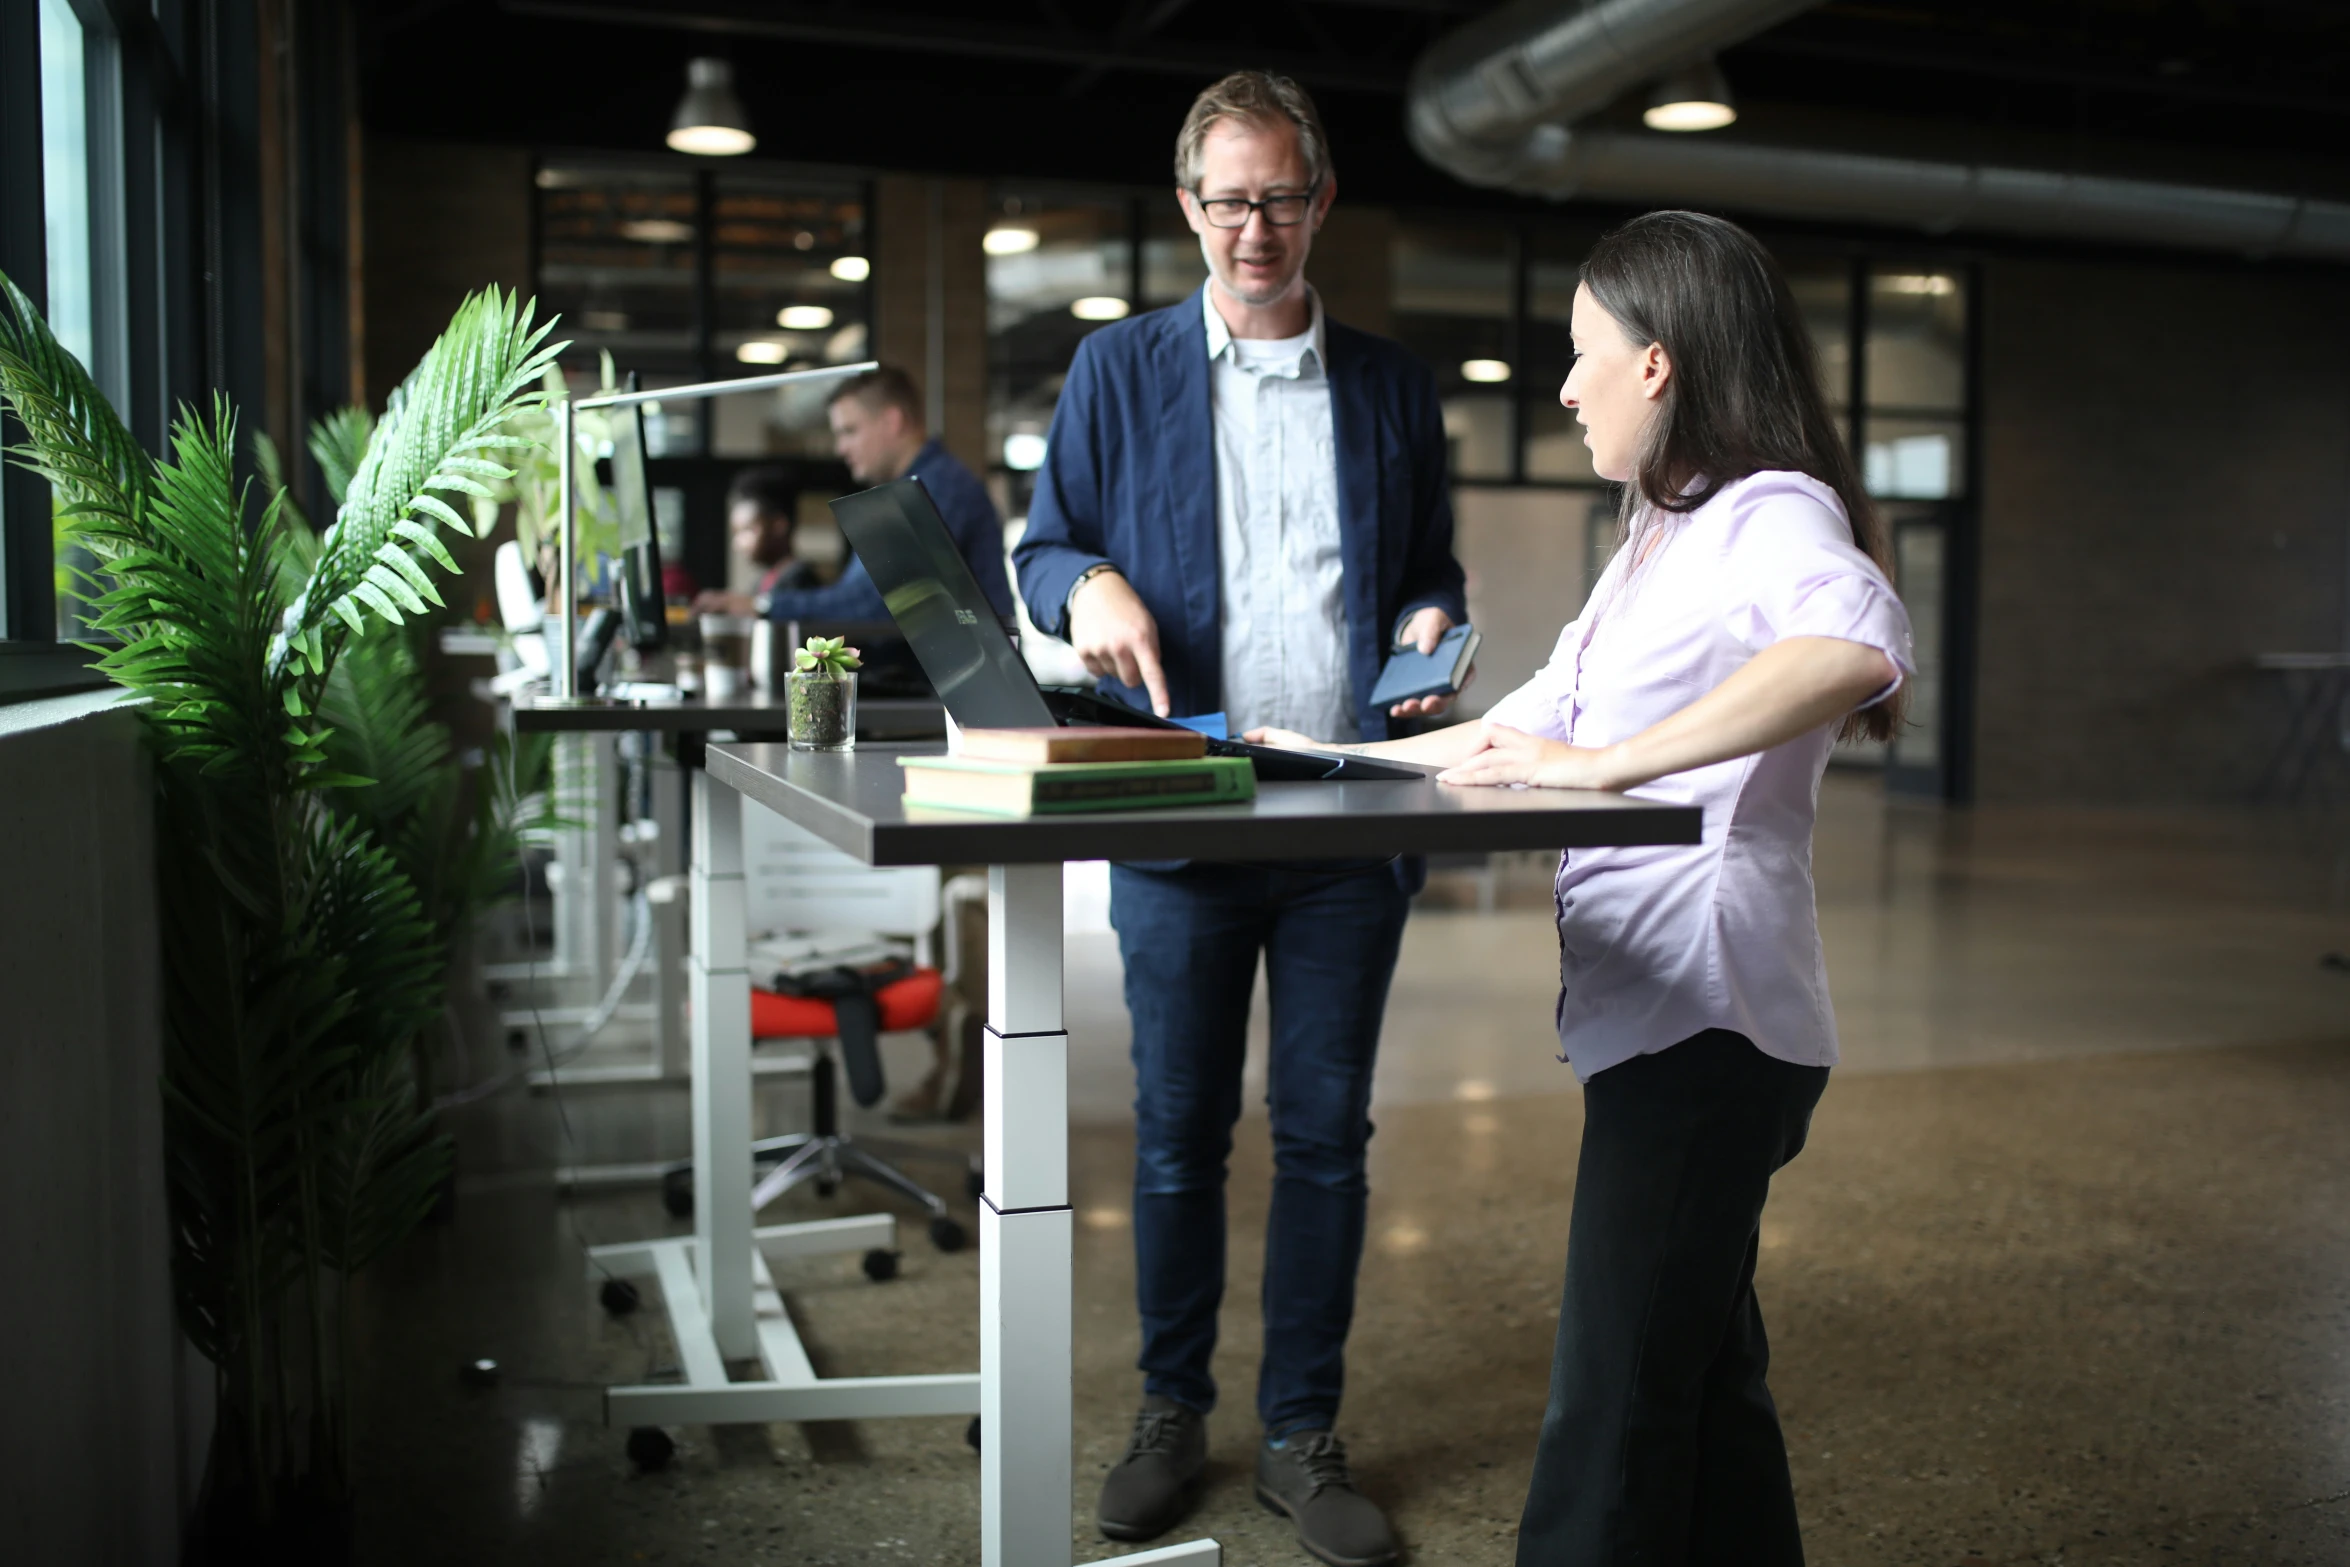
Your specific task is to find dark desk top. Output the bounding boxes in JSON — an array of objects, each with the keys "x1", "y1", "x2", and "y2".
[
  {"x1": 708, "y1": 743, "x2": 1702, "y2": 867},
  {"x1": 509, "y1": 689, "x2": 944, "y2": 737}
]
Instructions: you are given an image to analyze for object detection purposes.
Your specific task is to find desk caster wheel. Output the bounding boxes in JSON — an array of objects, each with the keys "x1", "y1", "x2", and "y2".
[
  {"x1": 862, "y1": 1248, "x2": 900, "y2": 1282},
  {"x1": 599, "y1": 1278, "x2": 641, "y2": 1316},
  {"x1": 626, "y1": 1426, "x2": 675, "y2": 1471},
  {"x1": 815, "y1": 1177, "x2": 839, "y2": 1199},
  {"x1": 928, "y1": 1215, "x2": 966, "y2": 1253},
  {"x1": 965, "y1": 1417, "x2": 981, "y2": 1454},
  {"x1": 661, "y1": 1167, "x2": 694, "y2": 1219},
  {"x1": 964, "y1": 1166, "x2": 983, "y2": 1201},
  {"x1": 506, "y1": 1026, "x2": 529, "y2": 1053}
]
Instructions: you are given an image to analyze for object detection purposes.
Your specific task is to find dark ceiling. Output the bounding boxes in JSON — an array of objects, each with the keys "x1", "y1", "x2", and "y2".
[{"x1": 359, "y1": 1, "x2": 2350, "y2": 208}]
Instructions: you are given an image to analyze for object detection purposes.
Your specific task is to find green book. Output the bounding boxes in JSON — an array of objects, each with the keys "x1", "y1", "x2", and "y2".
[{"x1": 899, "y1": 753, "x2": 1257, "y2": 817}]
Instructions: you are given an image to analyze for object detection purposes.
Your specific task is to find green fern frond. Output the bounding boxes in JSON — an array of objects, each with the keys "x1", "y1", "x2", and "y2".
[
  {"x1": 92, "y1": 403, "x2": 297, "y2": 799},
  {"x1": 278, "y1": 289, "x2": 564, "y2": 667},
  {"x1": 309, "y1": 406, "x2": 375, "y2": 506},
  {"x1": 0, "y1": 269, "x2": 156, "y2": 564}
]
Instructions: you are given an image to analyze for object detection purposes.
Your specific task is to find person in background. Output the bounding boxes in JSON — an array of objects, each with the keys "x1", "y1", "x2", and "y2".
[
  {"x1": 1014, "y1": 70, "x2": 1466, "y2": 1567},
  {"x1": 692, "y1": 465, "x2": 816, "y2": 615},
  {"x1": 1249, "y1": 209, "x2": 1914, "y2": 1565},
  {"x1": 695, "y1": 364, "x2": 1014, "y2": 624}
]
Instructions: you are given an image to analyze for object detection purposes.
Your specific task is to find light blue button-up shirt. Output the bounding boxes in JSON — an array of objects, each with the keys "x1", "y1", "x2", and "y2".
[{"x1": 1204, "y1": 288, "x2": 1356, "y2": 743}]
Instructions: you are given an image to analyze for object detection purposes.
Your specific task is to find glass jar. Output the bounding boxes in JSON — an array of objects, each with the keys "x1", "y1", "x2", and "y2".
[{"x1": 786, "y1": 669, "x2": 857, "y2": 751}]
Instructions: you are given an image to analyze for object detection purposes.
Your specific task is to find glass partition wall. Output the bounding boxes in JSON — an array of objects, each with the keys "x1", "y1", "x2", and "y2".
[
  {"x1": 1861, "y1": 264, "x2": 1973, "y2": 796},
  {"x1": 534, "y1": 161, "x2": 870, "y2": 592},
  {"x1": 1391, "y1": 221, "x2": 1518, "y2": 482}
]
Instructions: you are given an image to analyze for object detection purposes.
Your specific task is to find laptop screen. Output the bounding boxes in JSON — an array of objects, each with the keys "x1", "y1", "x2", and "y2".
[{"x1": 829, "y1": 480, "x2": 1057, "y2": 731}]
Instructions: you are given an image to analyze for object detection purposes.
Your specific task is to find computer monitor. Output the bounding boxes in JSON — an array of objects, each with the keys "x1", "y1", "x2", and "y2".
[
  {"x1": 606, "y1": 374, "x2": 668, "y2": 654},
  {"x1": 828, "y1": 480, "x2": 1055, "y2": 731}
]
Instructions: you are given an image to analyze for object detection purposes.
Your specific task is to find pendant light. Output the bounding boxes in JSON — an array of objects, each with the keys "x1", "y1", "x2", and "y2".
[
  {"x1": 667, "y1": 58, "x2": 755, "y2": 156},
  {"x1": 1643, "y1": 56, "x2": 1736, "y2": 133}
]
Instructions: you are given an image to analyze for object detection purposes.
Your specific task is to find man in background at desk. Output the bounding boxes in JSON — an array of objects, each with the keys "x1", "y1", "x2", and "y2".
[
  {"x1": 1014, "y1": 69, "x2": 1467, "y2": 1567},
  {"x1": 695, "y1": 364, "x2": 1014, "y2": 624},
  {"x1": 692, "y1": 464, "x2": 818, "y2": 613}
]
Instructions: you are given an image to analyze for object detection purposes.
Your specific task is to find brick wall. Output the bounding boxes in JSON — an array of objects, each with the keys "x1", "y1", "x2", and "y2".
[{"x1": 1974, "y1": 257, "x2": 2350, "y2": 803}]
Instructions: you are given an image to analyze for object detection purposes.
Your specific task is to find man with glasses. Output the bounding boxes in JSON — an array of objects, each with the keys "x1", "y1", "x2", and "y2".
[{"x1": 1015, "y1": 70, "x2": 1468, "y2": 1567}]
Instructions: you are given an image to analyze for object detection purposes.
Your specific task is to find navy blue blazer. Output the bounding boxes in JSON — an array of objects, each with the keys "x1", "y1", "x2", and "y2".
[
  {"x1": 767, "y1": 440, "x2": 1014, "y2": 623},
  {"x1": 1014, "y1": 288, "x2": 1468, "y2": 744}
]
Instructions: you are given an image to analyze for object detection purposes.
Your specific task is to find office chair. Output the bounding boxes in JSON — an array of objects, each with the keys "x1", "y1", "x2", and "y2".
[{"x1": 661, "y1": 805, "x2": 979, "y2": 1251}]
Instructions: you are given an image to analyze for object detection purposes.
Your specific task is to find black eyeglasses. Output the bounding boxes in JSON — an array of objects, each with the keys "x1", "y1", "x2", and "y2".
[{"x1": 1191, "y1": 183, "x2": 1321, "y2": 229}]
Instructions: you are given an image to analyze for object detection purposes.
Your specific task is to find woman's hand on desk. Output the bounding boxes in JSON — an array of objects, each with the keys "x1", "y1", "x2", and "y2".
[
  {"x1": 1438, "y1": 724, "x2": 1627, "y2": 791},
  {"x1": 1438, "y1": 639, "x2": 1902, "y2": 792}
]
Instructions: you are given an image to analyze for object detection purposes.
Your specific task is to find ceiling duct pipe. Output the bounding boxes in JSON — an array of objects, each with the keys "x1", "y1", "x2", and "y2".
[{"x1": 1406, "y1": 0, "x2": 2350, "y2": 263}]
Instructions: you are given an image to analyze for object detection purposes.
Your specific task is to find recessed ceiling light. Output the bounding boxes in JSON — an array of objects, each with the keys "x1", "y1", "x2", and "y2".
[
  {"x1": 984, "y1": 227, "x2": 1040, "y2": 256},
  {"x1": 777, "y1": 305, "x2": 835, "y2": 330},
  {"x1": 619, "y1": 218, "x2": 695, "y2": 244},
  {"x1": 1460, "y1": 358, "x2": 1512, "y2": 383},
  {"x1": 667, "y1": 58, "x2": 755, "y2": 156},
  {"x1": 1071, "y1": 296, "x2": 1130, "y2": 321},
  {"x1": 735, "y1": 341, "x2": 790, "y2": 364},
  {"x1": 830, "y1": 255, "x2": 871, "y2": 282},
  {"x1": 1643, "y1": 56, "x2": 1736, "y2": 133},
  {"x1": 1003, "y1": 432, "x2": 1048, "y2": 471}
]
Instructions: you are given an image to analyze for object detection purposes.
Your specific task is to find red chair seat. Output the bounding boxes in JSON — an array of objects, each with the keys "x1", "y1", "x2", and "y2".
[{"x1": 750, "y1": 967, "x2": 944, "y2": 1039}]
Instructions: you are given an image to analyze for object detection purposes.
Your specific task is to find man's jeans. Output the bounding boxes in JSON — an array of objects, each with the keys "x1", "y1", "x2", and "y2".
[{"x1": 1109, "y1": 860, "x2": 1412, "y2": 1436}]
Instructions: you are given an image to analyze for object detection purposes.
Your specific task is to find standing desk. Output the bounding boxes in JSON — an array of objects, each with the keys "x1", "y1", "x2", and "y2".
[
  {"x1": 509, "y1": 690, "x2": 946, "y2": 1092},
  {"x1": 670, "y1": 741, "x2": 1700, "y2": 1567},
  {"x1": 502, "y1": 688, "x2": 937, "y2": 1148}
]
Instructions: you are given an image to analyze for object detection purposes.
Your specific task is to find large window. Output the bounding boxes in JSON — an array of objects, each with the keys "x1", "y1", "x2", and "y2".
[
  {"x1": 6, "y1": 0, "x2": 138, "y2": 665},
  {"x1": 1863, "y1": 266, "x2": 1968, "y2": 500},
  {"x1": 1523, "y1": 229, "x2": 1594, "y2": 482},
  {"x1": 534, "y1": 161, "x2": 870, "y2": 459},
  {"x1": 985, "y1": 187, "x2": 1154, "y2": 516},
  {"x1": 1392, "y1": 219, "x2": 1518, "y2": 482},
  {"x1": 40, "y1": 0, "x2": 94, "y2": 376}
]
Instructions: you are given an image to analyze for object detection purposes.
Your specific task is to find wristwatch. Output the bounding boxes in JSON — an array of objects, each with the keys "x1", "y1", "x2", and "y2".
[{"x1": 1066, "y1": 562, "x2": 1122, "y2": 613}]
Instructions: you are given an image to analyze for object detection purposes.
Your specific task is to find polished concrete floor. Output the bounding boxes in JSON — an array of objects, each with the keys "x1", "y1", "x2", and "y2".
[{"x1": 352, "y1": 778, "x2": 2350, "y2": 1565}]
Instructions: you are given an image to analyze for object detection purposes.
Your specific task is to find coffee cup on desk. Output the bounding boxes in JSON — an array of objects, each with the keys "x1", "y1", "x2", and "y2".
[
  {"x1": 750, "y1": 619, "x2": 782, "y2": 693},
  {"x1": 701, "y1": 613, "x2": 754, "y2": 701}
]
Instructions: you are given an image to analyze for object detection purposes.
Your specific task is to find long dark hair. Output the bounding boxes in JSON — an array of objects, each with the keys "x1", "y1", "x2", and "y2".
[{"x1": 1582, "y1": 210, "x2": 1904, "y2": 743}]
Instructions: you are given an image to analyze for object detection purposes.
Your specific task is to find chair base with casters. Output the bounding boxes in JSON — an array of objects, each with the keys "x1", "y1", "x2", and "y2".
[{"x1": 659, "y1": 969, "x2": 982, "y2": 1251}]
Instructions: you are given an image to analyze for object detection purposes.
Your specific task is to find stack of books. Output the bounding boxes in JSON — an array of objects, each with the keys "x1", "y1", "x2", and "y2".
[{"x1": 898, "y1": 727, "x2": 1256, "y2": 817}]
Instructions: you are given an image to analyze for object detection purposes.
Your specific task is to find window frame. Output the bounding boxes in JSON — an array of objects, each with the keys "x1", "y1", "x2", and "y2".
[{"x1": 3, "y1": 0, "x2": 203, "y2": 701}]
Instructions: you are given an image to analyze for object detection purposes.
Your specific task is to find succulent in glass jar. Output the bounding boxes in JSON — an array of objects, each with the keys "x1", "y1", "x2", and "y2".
[{"x1": 787, "y1": 635, "x2": 861, "y2": 750}]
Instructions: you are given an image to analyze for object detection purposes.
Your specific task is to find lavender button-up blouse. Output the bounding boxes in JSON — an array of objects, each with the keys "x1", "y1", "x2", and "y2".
[{"x1": 1481, "y1": 470, "x2": 1915, "y2": 1083}]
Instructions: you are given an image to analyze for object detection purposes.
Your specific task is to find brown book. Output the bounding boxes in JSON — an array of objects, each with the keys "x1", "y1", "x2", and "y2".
[{"x1": 955, "y1": 726, "x2": 1207, "y2": 765}]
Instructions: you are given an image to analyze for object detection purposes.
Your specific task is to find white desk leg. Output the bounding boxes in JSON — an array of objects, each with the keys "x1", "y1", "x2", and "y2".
[
  {"x1": 983, "y1": 864, "x2": 1072, "y2": 1567},
  {"x1": 652, "y1": 747, "x2": 688, "y2": 1079},
  {"x1": 591, "y1": 731, "x2": 623, "y2": 992},
  {"x1": 550, "y1": 732, "x2": 590, "y2": 978},
  {"x1": 981, "y1": 863, "x2": 1221, "y2": 1567},
  {"x1": 691, "y1": 769, "x2": 755, "y2": 1359}
]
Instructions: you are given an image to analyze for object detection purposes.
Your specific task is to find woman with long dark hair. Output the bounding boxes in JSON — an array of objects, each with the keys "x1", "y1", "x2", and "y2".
[{"x1": 1248, "y1": 210, "x2": 1913, "y2": 1560}]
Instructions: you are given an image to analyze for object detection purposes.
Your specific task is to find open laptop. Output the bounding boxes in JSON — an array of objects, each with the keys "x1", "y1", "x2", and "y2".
[{"x1": 829, "y1": 479, "x2": 1423, "y2": 782}]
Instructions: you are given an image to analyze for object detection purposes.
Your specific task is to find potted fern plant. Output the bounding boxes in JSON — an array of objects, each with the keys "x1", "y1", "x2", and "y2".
[{"x1": 0, "y1": 275, "x2": 564, "y2": 1562}]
